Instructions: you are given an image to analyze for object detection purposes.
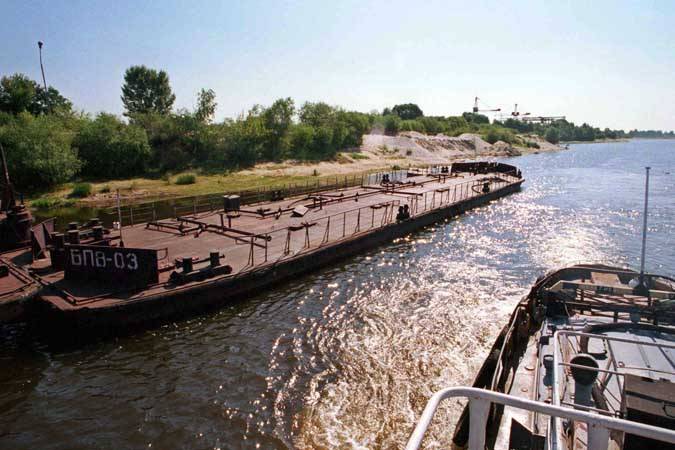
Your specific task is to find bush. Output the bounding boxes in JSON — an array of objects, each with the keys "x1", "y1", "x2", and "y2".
[
  {"x1": 69, "y1": 182, "x2": 92, "y2": 198},
  {"x1": 99, "y1": 184, "x2": 111, "y2": 193},
  {"x1": 175, "y1": 173, "x2": 196, "y2": 185},
  {"x1": 351, "y1": 152, "x2": 369, "y2": 160},
  {"x1": 383, "y1": 115, "x2": 401, "y2": 135},
  {"x1": 74, "y1": 113, "x2": 151, "y2": 178},
  {"x1": 0, "y1": 112, "x2": 81, "y2": 190},
  {"x1": 483, "y1": 126, "x2": 517, "y2": 145},
  {"x1": 545, "y1": 127, "x2": 560, "y2": 144}
]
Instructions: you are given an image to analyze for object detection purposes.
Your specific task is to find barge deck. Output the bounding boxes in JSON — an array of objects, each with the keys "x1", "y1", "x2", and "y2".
[{"x1": 2, "y1": 162, "x2": 524, "y2": 332}]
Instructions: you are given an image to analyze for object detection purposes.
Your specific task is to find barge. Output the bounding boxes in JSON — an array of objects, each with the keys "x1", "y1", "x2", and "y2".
[{"x1": 1, "y1": 162, "x2": 523, "y2": 332}]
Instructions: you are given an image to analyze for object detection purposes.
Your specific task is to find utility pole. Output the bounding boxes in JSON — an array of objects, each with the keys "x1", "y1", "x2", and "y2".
[{"x1": 37, "y1": 41, "x2": 50, "y2": 112}]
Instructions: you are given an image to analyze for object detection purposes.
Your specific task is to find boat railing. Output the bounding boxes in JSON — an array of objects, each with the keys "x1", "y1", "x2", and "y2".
[
  {"x1": 551, "y1": 330, "x2": 675, "y2": 449},
  {"x1": 240, "y1": 174, "x2": 519, "y2": 267},
  {"x1": 107, "y1": 168, "x2": 522, "y2": 227},
  {"x1": 405, "y1": 386, "x2": 675, "y2": 450}
]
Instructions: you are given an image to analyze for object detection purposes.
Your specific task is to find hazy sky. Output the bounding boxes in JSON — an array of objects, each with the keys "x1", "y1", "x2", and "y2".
[{"x1": 2, "y1": 0, "x2": 674, "y2": 130}]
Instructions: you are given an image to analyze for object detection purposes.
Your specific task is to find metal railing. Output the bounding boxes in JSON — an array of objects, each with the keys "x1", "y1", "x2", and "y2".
[
  {"x1": 106, "y1": 173, "x2": 371, "y2": 226},
  {"x1": 551, "y1": 330, "x2": 675, "y2": 449},
  {"x1": 105, "y1": 169, "x2": 521, "y2": 228},
  {"x1": 233, "y1": 175, "x2": 519, "y2": 269},
  {"x1": 405, "y1": 386, "x2": 675, "y2": 450}
]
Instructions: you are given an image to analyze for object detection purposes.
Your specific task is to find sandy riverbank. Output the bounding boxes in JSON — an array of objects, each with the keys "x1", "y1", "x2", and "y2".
[
  {"x1": 240, "y1": 132, "x2": 561, "y2": 178},
  {"x1": 33, "y1": 133, "x2": 562, "y2": 208}
]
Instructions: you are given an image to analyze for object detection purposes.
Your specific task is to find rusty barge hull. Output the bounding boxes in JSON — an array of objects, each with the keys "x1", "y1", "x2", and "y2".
[{"x1": 35, "y1": 177, "x2": 523, "y2": 333}]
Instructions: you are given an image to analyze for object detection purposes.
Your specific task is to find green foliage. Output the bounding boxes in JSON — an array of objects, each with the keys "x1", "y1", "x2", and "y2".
[
  {"x1": 69, "y1": 182, "x2": 92, "y2": 198},
  {"x1": 288, "y1": 124, "x2": 314, "y2": 159},
  {"x1": 175, "y1": 173, "x2": 197, "y2": 185},
  {"x1": 0, "y1": 73, "x2": 72, "y2": 115},
  {"x1": 132, "y1": 111, "x2": 201, "y2": 171},
  {"x1": 462, "y1": 112, "x2": 489, "y2": 125},
  {"x1": 628, "y1": 129, "x2": 674, "y2": 138},
  {"x1": 545, "y1": 127, "x2": 560, "y2": 144},
  {"x1": 74, "y1": 113, "x2": 151, "y2": 178},
  {"x1": 350, "y1": 152, "x2": 369, "y2": 160},
  {"x1": 0, "y1": 112, "x2": 81, "y2": 189},
  {"x1": 121, "y1": 65, "x2": 176, "y2": 116},
  {"x1": 31, "y1": 197, "x2": 75, "y2": 209},
  {"x1": 383, "y1": 114, "x2": 401, "y2": 135},
  {"x1": 483, "y1": 126, "x2": 517, "y2": 144},
  {"x1": 262, "y1": 97, "x2": 295, "y2": 160},
  {"x1": 391, "y1": 103, "x2": 423, "y2": 120},
  {"x1": 400, "y1": 119, "x2": 425, "y2": 133},
  {"x1": 195, "y1": 88, "x2": 217, "y2": 124}
]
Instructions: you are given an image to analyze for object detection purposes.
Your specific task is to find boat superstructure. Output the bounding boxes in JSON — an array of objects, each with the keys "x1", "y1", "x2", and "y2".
[{"x1": 406, "y1": 264, "x2": 675, "y2": 450}]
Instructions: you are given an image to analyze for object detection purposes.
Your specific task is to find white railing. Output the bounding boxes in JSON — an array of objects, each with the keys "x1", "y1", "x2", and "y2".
[{"x1": 405, "y1": 386, "x2": 675, "y2": 450}]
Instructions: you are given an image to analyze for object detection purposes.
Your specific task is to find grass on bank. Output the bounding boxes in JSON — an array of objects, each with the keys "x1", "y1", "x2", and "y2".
[{"x1": 28, "y1": 167, "x2": 400, "y2": 208}]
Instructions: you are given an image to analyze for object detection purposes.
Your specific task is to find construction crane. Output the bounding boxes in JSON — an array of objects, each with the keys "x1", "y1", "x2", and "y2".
[
  {"x1": 511, "y1": 103, "x2": 530, "y2": 118},
  {"x1": 472, "y1": 97, "x2": 501, "y2": 114}
]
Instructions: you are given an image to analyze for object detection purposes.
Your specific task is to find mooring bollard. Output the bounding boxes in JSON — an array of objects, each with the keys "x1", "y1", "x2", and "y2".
[{"x1": 182, "y1": 257, "x2": 193, "y2": 273}]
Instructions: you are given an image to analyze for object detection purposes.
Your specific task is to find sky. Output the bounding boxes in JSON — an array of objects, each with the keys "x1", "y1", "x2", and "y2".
[{"x1": 1, "y1": 0, "x2": 674, "y2": 131}]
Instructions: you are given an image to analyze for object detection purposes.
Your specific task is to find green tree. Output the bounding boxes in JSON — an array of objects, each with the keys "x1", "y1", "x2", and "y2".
[
  {"x1": 288, "y1": 124, "x2": 314, "y2": 159},
  {"x1": 74, "y1": 113, "x2": 151, "y2": 178},
  {"x1": 545, "y1": 127, "x2": 560, "y2": 144},
  {"x1": 299, "y1": 102, "x2": 335, "y2": 127},
  {"x1": 383, "y1": 114, "x2": 401, "y2": 135},
  {"x1": 0, "y1": 74, "x2": 35, "y2": 114},
  {"x1": 0, "y1": 73, "x2": 72, "y2": 115},
  {"x1": 391, "y1": 103, "x2": 423, "y2": 120},
  {"x1": 0, "y1": 112, "x2": 81, "y2": 189},
  {"x1": 462, "y1": 112, "x2": 489, "y2": 125},
  {"x1": 121, "y1": 65, "x2": 176, "y2": 116},
  {"x1": 195, "y1": 88, "x2": 217, "y2": 124},
  {"x1": 262, "y1": 97, "x2": 295, "y2": 160}
]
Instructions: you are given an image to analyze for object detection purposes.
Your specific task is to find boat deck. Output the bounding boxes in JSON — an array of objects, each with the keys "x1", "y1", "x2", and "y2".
[{"x1": 42, "y1": 172, "x2": 515, "y2": 309}]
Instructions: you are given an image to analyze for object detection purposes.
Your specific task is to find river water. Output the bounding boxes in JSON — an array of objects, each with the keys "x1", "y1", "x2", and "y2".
[{"x1": 1, "y1": 140, "x2": 673, "y2": 450}]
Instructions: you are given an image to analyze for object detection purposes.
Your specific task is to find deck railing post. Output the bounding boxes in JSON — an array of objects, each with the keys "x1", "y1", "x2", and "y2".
[
  {"x1": 248, "y1": 236, "x2": 254, "y2": 266},
  {"x1": 468, "y1": 397, "x2": 490, "y2": 450},
  {"x1": 130, "y1": 206, "x2": 134, "y2": 225},
  {"x1": 284, "y1": 229, "x2": 291, "y2": 255},
  {"x1": 587, "y1": 423, "x2": 610, "y2": 450},
  {"x1": 152, "y1": 203, "x2": 156, "y2": 222},
  {"x1": 264, "y1": 234, "x2": 268, "y2": 262},
  {"x1": 342, "y1": 212, "x2": 346, "y2": 237},
  {"x1": 322, "y1": 217, "x2": 331, "y2": 244},
  {"x1": 355, "y1": 209, "x2": 361, "y2": 233}
]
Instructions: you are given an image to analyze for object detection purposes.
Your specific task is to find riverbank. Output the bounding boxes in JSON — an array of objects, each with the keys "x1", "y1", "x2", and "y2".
[{"x1": 30, "y1": 133, "x2": 559, "y2": 209}]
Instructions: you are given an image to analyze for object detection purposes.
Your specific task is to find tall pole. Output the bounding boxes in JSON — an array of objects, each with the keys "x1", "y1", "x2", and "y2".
[
  {"x1": 38, "y1": 41, "x2": 47, "y2": 91},
  {"x1": 638, "y1": 167, "x2": 650, "y2": 285},
  {"x1": 37, "y1": 41, "x2": 50, "y2": 112}
]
